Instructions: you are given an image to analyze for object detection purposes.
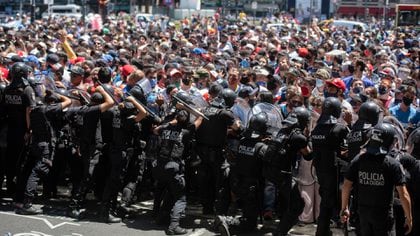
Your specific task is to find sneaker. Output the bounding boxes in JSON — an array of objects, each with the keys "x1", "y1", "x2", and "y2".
[
  {"x1": 215, "y1": 215, "x2": 230, "y2": 236},
  {"x1": 68, "y1": 208, "x2": 82, "y2": 219},
  {"x1": 166, "y1": 226, "x2": 188, "y2": 235},
  {"x1": 102, "y1": 213, "x2": 122, "y2": 223},
  {"x1": 16, "y1": 204, "x2": 42, "y2": 215}
]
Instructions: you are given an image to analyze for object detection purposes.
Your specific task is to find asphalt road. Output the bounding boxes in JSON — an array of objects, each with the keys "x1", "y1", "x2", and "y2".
[{"x1": 0, "y1": 191, "x2": 348, "y2": 236}]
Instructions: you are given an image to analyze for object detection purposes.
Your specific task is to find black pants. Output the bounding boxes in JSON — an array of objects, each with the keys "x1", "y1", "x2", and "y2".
[
  {"x1": 25, "y1": 143, "x2": 53, "y2": 203},
  {"x1": 275, "y1": 176, "x2": 305, "y2": 235},
  {"x1": 196, "y1": 145, "x2": 230, "y2": 215},
  {"x1": 121, "y1": 148, "x2": 146, "y2": 205},
  {"x1": 316, "y1": 171, "x2": 338, "y2": 236},
  {"x1": 153, "y1": 159, "x2": 186, "y2": 229},
  {"x1": 5, "y1": 129, "x2": 26, "y2": 193},
  {"x1": 233, "y1": 175, "x2": 260, "y2": 230},
  {"x1": 70, "y1": 143, "x2": 98, "y2": 208},
  {"x1": 359, "y1": 207, "x2": 395, "y2": 236}
]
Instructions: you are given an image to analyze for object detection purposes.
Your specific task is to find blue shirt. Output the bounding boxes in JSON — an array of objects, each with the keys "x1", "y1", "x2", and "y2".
[
  {"x1": 409, "y1": 109, "x2": 420, "y2": 127},
  {"x1": 342, "y1": 75, "x2": 374, "y2": 90},
  {"x1": 389, "y1": 104, "x2": 417, "y2": 127}
]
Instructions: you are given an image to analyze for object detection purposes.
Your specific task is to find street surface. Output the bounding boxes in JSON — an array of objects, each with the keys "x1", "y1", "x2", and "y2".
[{"x1": 0, "y1": 187, "x2": 348, "y2": 236}]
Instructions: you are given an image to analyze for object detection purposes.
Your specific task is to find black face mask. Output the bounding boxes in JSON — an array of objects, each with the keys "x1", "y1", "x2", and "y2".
[
  {"x1": 403, "y1": 97, "x2": 413, "y2": 106},
  {"x1": 378, "y1": 85, "x2": 388, "y2": 95},
  {"x1": 352, "y1": 86, "x2": 363, "y2": 94},
  {"x1": 182, "y1": 78, "x2": 191, "y2": 85},
  {"x1": 248, "y1": 99, "x2": 255, "y2": 107}
]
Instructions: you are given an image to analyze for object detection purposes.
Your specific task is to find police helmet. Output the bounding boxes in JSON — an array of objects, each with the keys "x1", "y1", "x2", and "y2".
[
  {"x1": 365, "y1": 123, "x2": 397, "y2": 155},
  {"x1": 129, "y1": 86, "x2": 146, "y2": 104},
  {"x1": 318, "y1": 97, "x2": 342, "y2": 124},
  {"x1": 294, "y1": 107, "x2": 311, "y2": 129},
  {"x1": 406, "y1": 127, "x2": 420, "y2": 159},
  {"x1": 174, "y1": 91, "x2": 194, "y2": 105},
  {"x1": 10, "y1": 62, "x2": 31, "y2": 82},
  {"x1": 176, "y1": 109, "x2": 190, "y2": 126},
  {"x1": 248, "y1": 112, "x2": 268, "y2": 135},
  {"x1": 90, "y1": 92, "x2": 104, "y2": 104},
  {"x1": 221, "y1": 88, "x2": 237, "y2": 108},
  {"x1": 358, "y1": 101, "x2": 381, "y2": 125}
]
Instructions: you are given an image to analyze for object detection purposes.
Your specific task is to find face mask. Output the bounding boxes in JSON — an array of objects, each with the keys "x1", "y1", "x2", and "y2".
[
  {"x1": 256, "y1": 81, "x2": 267, "y2": 87},
  {"x1": 174, "y1": 81, "x2": 180, "y2": 88},
  {"x1": 403, "y1": 97, "x2": 412, "y2": 106},
  {"x1": 378, "y1": 85, "x2": 388, "y2": 95},
  {"x1": 332, "y1": 71, "x2": 340, "y2": 78},
  {"x1": 150, "y1": 78, "x2": 157, "y2": 88},
  {"x1": 182, "y1": 78, "x2": 191, "y2": 86},
  {"x1": 324, "y1": 90, "x2": 337, "y2": 98},
  {"x1": 248, "y1": 99, "x2": 255, "y2": 107},
  {"x1": 300, "y1": 86, "x2": 310, "y2": 97},
  {"x1": 352, "y1": 86, "x2": 363, "y2": 94},
  {"x1": 316, "y1": 79, "x2": 323, "y2": 88}
]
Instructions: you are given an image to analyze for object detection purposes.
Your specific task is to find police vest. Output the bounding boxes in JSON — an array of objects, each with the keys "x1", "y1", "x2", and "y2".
[
  {"x1": 30, "y1": 105, "x2": 55, "y2": 144},
  {"x1": 357, "y1": 154, "x2": 396, "y2": 209},
  {"x1": 4, "y1": 82, "x2": 30, "y2": 127},
  {"x1": 196, "y1": 105, "x2": 229, "y2": 147},
  {"x1": 348, "y1": 122, "x2": 372, "y2": 160},
  {"x1": 159, "y1": 125, "x2": 187, "y2": 160},
  {"x1": 236, "y1": 137, "x2": 263, "y2": 177}
]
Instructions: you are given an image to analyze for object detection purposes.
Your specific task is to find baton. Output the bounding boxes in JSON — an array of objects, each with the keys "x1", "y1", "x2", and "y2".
[
  {"x1": 173, "y1": 94, "x2": 209, "y2": 121},
  {"x1": 125, "y1": 91, "x2": 161, "y2": 121},
  {"x1": 44, "y1": 74, "x2": 84, "y2": 101}
]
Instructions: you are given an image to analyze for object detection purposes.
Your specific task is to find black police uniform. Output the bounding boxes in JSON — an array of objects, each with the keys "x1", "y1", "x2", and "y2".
[
  {"x1": 346, "y1": 152, "x2": 406, "y2": 236},
  {"x1": 311, "y1": 121, "x2": 349, "y2": 236},
  {"x1": 16, "y1": 103, "x2": 63, "y2": 213},
  {"x1": 231, "y1": 134, "x2": 264, "y2": 231},
  {"x1": 153, "y1": 120, "x2": 194, "y2": 233},
  {"x1": 399, "y1": 153, "x2": 420, "y2": 236},
  {"x1": 262, "y1": 126, "x2": 307, "y2": 235},
  {"x1": 195, "y1": 100, "x2": 235, "y2": 214},
  {"x1": 2, "y1": 78, "x2": 36, "y2": 194},
  {"x1": 0, "y1": 80, "x2": 8, "y2": 194},
  {"x1": 65, "y1": 104, "x2": 102, "y2": 212}
]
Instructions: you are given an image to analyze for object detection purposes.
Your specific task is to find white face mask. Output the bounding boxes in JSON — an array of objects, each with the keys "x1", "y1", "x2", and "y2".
[{"x1": 316, "y1": 78, "x2": 324, "y2": 88}]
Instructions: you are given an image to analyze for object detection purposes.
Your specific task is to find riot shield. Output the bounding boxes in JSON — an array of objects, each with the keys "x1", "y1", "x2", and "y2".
[
  {"x1": 231, "y1": 97, "x2": 251, "y2": 127},
  {"x1": 383, "y1": 116, "x2": 406, "y2": 150},
  {"x1": 406, "y1": 127, "x2": 420, "y2": 155},
  {"x1": 247, "y1": 102, "x2": 283, "y2": 136}
]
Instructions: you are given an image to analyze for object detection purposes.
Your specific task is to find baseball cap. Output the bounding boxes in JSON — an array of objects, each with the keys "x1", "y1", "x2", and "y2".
[
  {"x1": 120, "y1": 64, "x2": 134, "y2": 77},
  {"x1": 326, "y1": 78, "x2": 346, "y2": 92},
  {"x1": 46, "y1": 54, "x2": 60, "y2": 64},
  {"x1": 68, "y1": 66, "x2": 85, "y2": 76}
]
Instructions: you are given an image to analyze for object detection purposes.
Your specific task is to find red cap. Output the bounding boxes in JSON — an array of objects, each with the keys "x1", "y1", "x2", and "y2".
[
  {"x1": 326, "y1": 78, "x2": 346, "y2": 92},
  {"x1": 70, "y1": 57, "x2": 86, "y2": 64},
  {"x1": 121, "y1": 65, "x2": 134, "y2": 77},
  {"x1": 0, "y1": 67, "x2": 9, "y2": 80},
  {"x1": 298, "y1": 48, "x2": 309, "y2": 58}
]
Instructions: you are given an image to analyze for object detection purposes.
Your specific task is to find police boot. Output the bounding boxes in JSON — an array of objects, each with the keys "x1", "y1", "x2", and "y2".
[
  {"x1": 166, "y1": 226, "x2": 188, "y2": 235},
  {"x1": 215, "y1": 215, "x2": 238, "y2": 236},
  {"x1": 16, "y1": 202, "x2": 42, "y2": 215},
  {"x1": 100, "y1": 206, "x2": 122, "y2": 224}
]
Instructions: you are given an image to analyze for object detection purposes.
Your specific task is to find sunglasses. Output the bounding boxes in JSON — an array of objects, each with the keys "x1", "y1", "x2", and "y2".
[
  {"x1": 311, "y1": 103, "x2": 322, "y2": 107},
  {"x1": 291, "y1": 100, "x2": 303, "y2": 106}
]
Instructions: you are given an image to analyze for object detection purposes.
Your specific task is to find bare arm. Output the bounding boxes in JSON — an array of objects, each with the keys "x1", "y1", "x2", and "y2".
[
  {"x1": 58, "y1": 93, "x2": 72, "y2": 109},
  {"x1": 396, "y1": 185, "x2": 412, "y2": 235},
  {"x1": 340, "y1": 179, "x2": 353, "y2": 223},
  {"x1": 126, "y1": 96, "x2": 147, "y2": 122}
]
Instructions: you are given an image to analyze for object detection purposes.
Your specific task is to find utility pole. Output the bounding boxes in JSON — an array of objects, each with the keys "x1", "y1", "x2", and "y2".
[{"x1": 31, "y1": 0, "x2": 36, "y2": 23}]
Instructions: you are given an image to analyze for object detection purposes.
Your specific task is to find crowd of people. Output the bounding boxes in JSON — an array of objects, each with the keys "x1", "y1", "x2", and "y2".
[{"x1": 0, "y1": 11, "x2": 419, "y2": 236}]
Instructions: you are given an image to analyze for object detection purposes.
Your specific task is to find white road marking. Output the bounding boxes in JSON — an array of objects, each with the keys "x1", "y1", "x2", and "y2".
[
  {"x1": 188, "y1": 228, "x2": 206, "y2": 236},
  {"x1": 0, "y1": 211, "x2": 80, "y2": 229}
]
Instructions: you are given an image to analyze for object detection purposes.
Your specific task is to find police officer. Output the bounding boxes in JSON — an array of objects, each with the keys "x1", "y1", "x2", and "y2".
[
  {"x1": 398, "y1": 152, "x2": 420, "y2": 236},
  {"x1": 100, "y1": 95, "x2": 147, "y2": 223},
  {"x1": 153, "y1": 108, "x2": 202, "y2": 235},
  {"x1": 2, "y1": 62, "x2": 36, "y2": 196},
  {"x1": 0, "y1": 78, "x2": 8, "y2": 194},
  {"x1": 261, "y1": 107, "x2": 312, "y2": 236},
  {"x1": 216, "y1": 112, "x2": 269, "y2": 236},
  {"x1": 341, "y1": 123, "x2": 413, "y2": 236},
  {"x1": 195, "y1": 88, "x2": 240, "y2": 215},
  {"x1": 347, "y1": 101, "x2": 381, "y2": 160},
  {"x1": 15, "y1": 91, "x2": 71, "y2": 214},
  {"x1": 65, "y1": 85, "x2": 115, "y2": 218},
  {"x1": 309, "y1": 97, "x2": 349, "y2": 236},
  {"x1": 346, "y1": 101, "x2": 381, "y2": 235}
]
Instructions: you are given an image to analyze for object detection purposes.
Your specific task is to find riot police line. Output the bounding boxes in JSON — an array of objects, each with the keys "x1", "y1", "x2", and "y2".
[{"x1": 1, "y1": 62, "x2": 420, "y2": 236}]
